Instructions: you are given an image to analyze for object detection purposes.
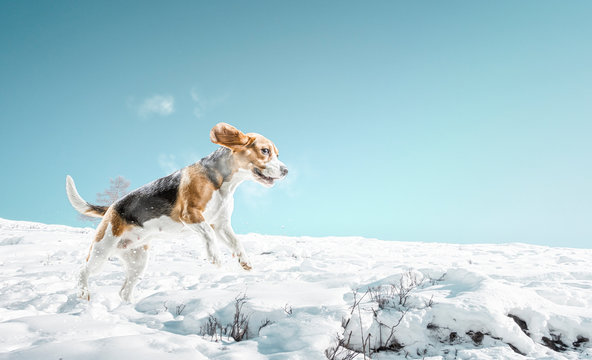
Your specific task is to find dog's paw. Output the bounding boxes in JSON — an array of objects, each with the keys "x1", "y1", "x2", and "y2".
[
  {"x1": 119, "y1": 293, "x2": 132, "y2": 303},
  {"x1": 238, "y1": 256, "x2": 252, "y2": 271},
  {"x1": 78, "y1": 287, "x2": 90, "y2": 301},
  {"x1": 234, "y1": 252, "x2": 252, "y2": 270},
  {"x1": 119, "y1": 285, "x2": 133, "y2": 303},
  {"x1": 209, "y1": 253, "x2": 222, "y2": 267}
]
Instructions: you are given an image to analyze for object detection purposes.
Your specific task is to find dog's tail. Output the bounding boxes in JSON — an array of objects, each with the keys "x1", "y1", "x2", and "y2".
[{"x1": 65, "y1": 175, "x2": 108, "y2": 218}]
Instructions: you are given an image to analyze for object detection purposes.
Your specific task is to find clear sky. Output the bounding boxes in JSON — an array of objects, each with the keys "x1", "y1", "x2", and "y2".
[{"x1": 1, "y1": 1, "x2": 591, "y2": 248}]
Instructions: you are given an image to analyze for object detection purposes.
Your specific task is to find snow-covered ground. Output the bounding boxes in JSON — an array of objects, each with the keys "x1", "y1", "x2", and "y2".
[{"x1": 0, "y1": 218, "x2": 590, "y2": 359}]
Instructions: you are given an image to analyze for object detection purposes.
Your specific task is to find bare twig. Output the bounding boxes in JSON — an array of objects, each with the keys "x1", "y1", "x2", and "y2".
[
  {"x1": 229, "y1": 293, "x2": 250, "y2": 342},
  {"x1": 329, "y1": 270, "x2": 440, "y2": 358},
  {"x1": 176, "y1": 303, "x2": 186, "y2": 316},
  {"x1": 284, "y1": 303, "x2": 293, "y2": 316},
  {"x1": 258, "y1": 318, "x2": 273, "y2": 335}
]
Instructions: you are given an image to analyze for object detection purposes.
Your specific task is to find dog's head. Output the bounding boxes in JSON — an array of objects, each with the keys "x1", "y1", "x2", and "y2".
[{"x1": 210, "y1": 123, "x2": 288, "y2": 187}]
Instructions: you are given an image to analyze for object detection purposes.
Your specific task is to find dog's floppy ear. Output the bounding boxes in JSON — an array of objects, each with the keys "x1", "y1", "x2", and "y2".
[{"x1": 210, "y1": 123, "x2": 255, "y2": 149}]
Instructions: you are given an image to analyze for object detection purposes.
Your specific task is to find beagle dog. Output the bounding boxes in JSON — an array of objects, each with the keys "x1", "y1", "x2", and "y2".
[{"x1": 66, "y1": 123, "x2": 287, "y2": 302}]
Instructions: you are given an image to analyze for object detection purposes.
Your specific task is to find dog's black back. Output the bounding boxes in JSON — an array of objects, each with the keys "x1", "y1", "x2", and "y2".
[{"x1": 114, "y1": 171, "x2": 181, "y2": 226}]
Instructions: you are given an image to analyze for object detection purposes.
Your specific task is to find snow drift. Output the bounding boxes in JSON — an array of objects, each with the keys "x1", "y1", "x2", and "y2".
[{"x1": 0, "y1": 218, "x2": 590, "y2": 359}]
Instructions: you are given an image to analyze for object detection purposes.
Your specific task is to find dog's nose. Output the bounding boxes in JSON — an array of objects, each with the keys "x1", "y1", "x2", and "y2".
[{"x1": 280, "y1": 166, "x2": 288, "y2": 177}]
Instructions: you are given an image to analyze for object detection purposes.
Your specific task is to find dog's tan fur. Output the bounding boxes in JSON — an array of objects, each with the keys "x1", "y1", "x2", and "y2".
[{"x1": 171, "y1": 165, "x2": 218, "y2": 224}]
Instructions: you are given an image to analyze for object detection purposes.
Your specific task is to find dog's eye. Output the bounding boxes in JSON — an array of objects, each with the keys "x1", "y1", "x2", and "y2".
[{"x1": 261, "y1": 148, "x2": 270, "y2": 155}]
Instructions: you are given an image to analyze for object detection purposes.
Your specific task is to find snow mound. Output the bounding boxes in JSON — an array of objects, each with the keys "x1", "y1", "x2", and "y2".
[{"x1": 0, "y1": 218, "x2": 590, "y2": 359}]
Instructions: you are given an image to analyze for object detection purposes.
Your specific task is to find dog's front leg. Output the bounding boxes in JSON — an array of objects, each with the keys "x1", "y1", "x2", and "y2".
[
  {"x1": 185, "y1": 221, "x2": 222, "y2": 266},
  {"x1": 217, "y1": 223, "x2": 252, "y2": 271}
]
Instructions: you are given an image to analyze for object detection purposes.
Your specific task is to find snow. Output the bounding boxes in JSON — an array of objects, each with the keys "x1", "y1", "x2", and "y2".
[{"x1": 0, "y1": 217, "x2": 591, "y2": 359}]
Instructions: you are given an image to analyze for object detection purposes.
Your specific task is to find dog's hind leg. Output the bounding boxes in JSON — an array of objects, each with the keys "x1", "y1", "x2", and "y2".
[
  {"x1": 118, "y1": 245, "x2": 149, "y2": 302},
  {"x1": 78, "y1": 224, "x2": 119, "y2": 301}
]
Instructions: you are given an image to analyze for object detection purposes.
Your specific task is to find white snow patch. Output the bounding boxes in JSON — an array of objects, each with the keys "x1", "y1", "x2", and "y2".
[{"x1": 0, "y1": 218, "x2": 590, "y2": 359}]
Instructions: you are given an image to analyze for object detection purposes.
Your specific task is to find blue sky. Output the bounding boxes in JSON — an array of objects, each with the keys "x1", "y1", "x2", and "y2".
[{"x1": 1, "y1": 1, "x2": 591, "y2": 247}]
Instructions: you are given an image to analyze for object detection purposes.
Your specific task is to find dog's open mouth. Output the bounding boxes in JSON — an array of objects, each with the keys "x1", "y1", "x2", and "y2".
[{"x1": 252, "y1": 168, "x2": 276, "y2": 185}]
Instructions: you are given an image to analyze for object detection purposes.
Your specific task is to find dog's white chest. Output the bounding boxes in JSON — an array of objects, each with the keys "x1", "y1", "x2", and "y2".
[
  {"x1": 203, "y1": 189, "x2": 229, "y2": 222},
  {"x1": 202, "y1": 171, "x2": 247, "y2": 224}
]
